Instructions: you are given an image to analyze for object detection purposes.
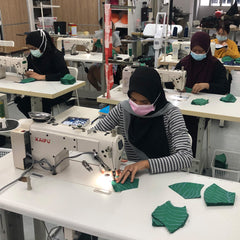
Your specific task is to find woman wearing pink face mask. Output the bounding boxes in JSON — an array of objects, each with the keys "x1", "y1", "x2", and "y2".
[{"x1": 94, "y1": 67, "x2": 193, "y2": 183}]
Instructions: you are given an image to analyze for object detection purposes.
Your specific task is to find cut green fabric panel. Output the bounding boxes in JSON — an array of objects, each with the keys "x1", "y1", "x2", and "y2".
[
  {"x1": 214, "y1": 153, "x2": 228, "y2": 169},
  {"x1": 111, "y1": 178, "x2": 139, "y2": 192},
  {"x1": 60, "y1": 74, "x2": 76, "y2": 85},
  {"x1": 204, "y1": 183, "x2": 235, "y2": 206},
  {"x1": 169, "y1": 182, "x2": 204, "y2": 199},
  {"x1": 185, "y1": 87, "x2": 192, "y2": 93},
  {"x1": 222, "y1": 56, "x2": 234, "y2": 63},
  {"x1": 20, "y1": 78, "x2": 36, "y2": 83},
  {"x1": 152, "y1": 201, "x2": 189, "y2": 233},
  {"x1": 220, "y1": 94, "x2": 237, "y2": 103},
  {"x1": 191, "y1": 98, "x2": 209, "y2": 105}
]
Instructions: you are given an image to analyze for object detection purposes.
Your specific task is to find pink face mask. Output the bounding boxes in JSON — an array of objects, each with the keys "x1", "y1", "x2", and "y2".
[{"x1": 129, "y1": 99, "x2": 155, "y2": 116}]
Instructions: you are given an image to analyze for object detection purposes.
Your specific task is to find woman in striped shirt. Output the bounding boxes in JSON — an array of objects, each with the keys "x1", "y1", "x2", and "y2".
[{"x1": 94, "y1": 67, "x2": 193, "y2": 184}]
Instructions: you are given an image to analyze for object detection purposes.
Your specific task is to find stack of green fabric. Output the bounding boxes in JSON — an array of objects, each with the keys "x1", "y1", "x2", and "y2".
[
  {"x1": 220, "y1": 94, "x2": 237, "y2": 103},
  {"x1": 204, "y1": 184, "x2": 235, "y2": 206},
  {"x1": 191, "y1": 98, "x2": 209, "y2": 105},
  {"x1": 152, "y1": 201, "x2": 189, "y2": 233},
  {"x1": 60, "y1": 74, "x2": 76, "y2": 85},
  {"x1": 214, "y1": 153, "x2": 228, "y2": 169}
]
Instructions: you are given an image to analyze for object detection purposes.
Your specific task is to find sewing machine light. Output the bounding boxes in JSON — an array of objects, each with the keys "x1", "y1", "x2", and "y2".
[{"x1": 94, "y1": 172, "x2": 113, "y2": 194}]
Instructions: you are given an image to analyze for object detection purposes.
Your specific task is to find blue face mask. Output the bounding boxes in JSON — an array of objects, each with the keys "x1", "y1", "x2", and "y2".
[
  {"x1": 30, "y1": 49, "x2": 43, "y2": 58},
  {"x1": 216, "y1": 34, "x2": 228, "y2": 42},
  {"x1": 190, "y1": 51, "x2": 207, "y2": 61}
]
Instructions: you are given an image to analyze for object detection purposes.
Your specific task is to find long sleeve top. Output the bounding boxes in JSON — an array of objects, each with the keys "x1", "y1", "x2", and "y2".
[
  {"x1": 27, "y1": 49, "x2": 69, "y2": 81},
  {"x1": 175, "y1": 60, "x2": 229, "y2": 94},
  {"x1": 94, "y1": 104, "x2": 193, "y2": 174},
  {"x1": 211, "y1": 38, "x2": 240, "y2": 59}
]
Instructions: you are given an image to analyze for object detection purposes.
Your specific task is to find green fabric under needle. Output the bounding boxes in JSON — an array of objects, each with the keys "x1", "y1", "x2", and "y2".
[
  {"x1": 20, "y1": 77, "x2": 36, "y2": 83},
  {"x1": 152, "y1": 201, "x2": 189, "y2": 233},
  {"x1": 220, "y1": 94, "x2": 237, "y2": 103},
  {"x1": 204, "y1": 184, "x2": 235, "y2": 206},
  {"x1": 191, "y1": 98, "x2": 209, "y2": 105},
  {"x1": 169, "y1": 182, "x2": 204, "y2": 199},
  {"x1": 112, "y1": 178, "x2": 139, "y2": 192}
]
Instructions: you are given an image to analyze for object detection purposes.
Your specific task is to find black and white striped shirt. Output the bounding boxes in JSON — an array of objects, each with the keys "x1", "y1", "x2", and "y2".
[{"x1": 94, "y1": 104, "x2": 193, "y2": 174}]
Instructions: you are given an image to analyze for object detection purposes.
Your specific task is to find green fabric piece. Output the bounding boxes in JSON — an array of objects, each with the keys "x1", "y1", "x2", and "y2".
[
  {"x1": 214, "y1": 153, "x2": 228, "y2": 169},
  {"x1": 152, "y1": 201, "x2": 189, "y2": 233},
  {"x1": 94, "y1": 39, "x2": 102, "y2": 48},
  {"x1": 111, "y1": 178, "x2": 139, "y2": 192},
  {"x1": 60, "y1": 74, "x2": 76, "y2": 85},
  {"x1": 234, "y1": 57, "x2": 240, "y2": 64},
  {"x1": 185, "y1": 87, "x2": 192, "y2": 93},
  {"x1": 166, "y1": 44, "x2": 172, "y2": 54},
  {"x1": 222, "y1": 56, "x2": 234, "y2": 63},
  {"x1": 169, "y1": 182, "x2": 204, "y2": 199},
  {"x1": 220, "y1": 94, "x2": 237, "y2": 103},
  {"x1": 20, "y1": 78, "x2": 36, "y2": 83},
  {"x1": 191, "y1": 98, "x2": 209, "y2": 105},
  {"x1": 204, "y1": 184, "x2": 235, "y2": 206}
]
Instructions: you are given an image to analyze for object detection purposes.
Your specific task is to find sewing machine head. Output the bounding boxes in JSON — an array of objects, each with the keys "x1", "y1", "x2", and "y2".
[
  {"x1": 121, "y1": 66, "x2": 186, "y2": 93},
  {"x1": 57, "y1": 37, "x2": 94, "y2": 55},
  {"x1": 0, "y1": 56, "x2": 28, "y2": 79},
  {"x1": 172, "y1": 41, "x2": 216, "y2": 60},
  {"x1": 10, "y1": 114, "x2": 124, "y2": 175}
]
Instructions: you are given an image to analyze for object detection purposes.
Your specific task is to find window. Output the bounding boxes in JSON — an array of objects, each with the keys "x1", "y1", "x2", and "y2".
[{"x1": 200, "y1": 0, "x2": 238, "y2": 6}]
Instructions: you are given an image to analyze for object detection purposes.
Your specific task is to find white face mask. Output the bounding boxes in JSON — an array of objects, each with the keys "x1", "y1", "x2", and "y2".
[{"x1": 30, "y1": 49, "x2": 43, "y2": 58}]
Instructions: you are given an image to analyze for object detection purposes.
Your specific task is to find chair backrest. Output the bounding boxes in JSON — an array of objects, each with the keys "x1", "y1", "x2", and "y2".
[{"x1": 67, "y1": 66, "x2": 78, "y2": 79}]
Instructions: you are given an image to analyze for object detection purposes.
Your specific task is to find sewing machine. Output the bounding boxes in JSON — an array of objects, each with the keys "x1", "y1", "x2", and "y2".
[
  {"x1": 10, "y1": 109, "x2": 124, "y2": 175},
  {"x1": 172, "y1": 41, "x2": 216, "y2": 60},
  {"x1": 0, "y1": 56, "x2": 28, "y2": 79},
  {"x1": 56, "y1": 37, "x2": 94, "y2": 55},
  {"x1": 121, "y1": 66, "x2": 186, "y2": 93}
]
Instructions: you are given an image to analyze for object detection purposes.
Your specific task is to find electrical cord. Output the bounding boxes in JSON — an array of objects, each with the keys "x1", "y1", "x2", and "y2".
[{"x1": 35, "y1": 152, "x2": 94, "y2": 175}]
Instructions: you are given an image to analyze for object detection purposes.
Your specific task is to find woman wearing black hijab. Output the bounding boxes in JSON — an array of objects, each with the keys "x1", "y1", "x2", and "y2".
[
  {"x1": 94, "y1": 67, "x2": 193, "y2": 184},
  {"x1": 15, "y1": 30, "x2": 70, "y2": 117}
]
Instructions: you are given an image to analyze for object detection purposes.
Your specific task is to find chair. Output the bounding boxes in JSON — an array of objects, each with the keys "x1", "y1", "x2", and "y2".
[
  {"x1": 67, "y1": 66, "x2": 80, "y2": 106},
  {"x1": 53, "y1": 67, "x2": 80, "y2": 115}
]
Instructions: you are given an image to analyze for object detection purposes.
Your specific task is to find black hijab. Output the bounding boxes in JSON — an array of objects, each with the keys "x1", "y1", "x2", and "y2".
[
  {"x1": 26, "y1": 30, "x2": 57, "y2": 56},
  {"x1": 127, "y1": 67, "x2": 170, "y2": 158}
]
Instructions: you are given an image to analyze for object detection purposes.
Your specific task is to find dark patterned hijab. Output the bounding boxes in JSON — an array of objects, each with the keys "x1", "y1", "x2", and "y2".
[{"x1": 180, "y1": 31, "x2": 218, "y2": 88}]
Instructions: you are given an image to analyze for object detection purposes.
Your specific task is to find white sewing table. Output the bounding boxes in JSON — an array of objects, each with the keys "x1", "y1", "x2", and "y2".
[
  {"x1": 0, "y1": 150, "x2": 240, "y2": 240},
  {"x1": 158, "y1": 54, "x2": 240, "y2": 71},
  {"x1": 97, "y1": 86, "x2": 240, "y2": 173},
  {"x1": 0, "y1": 72, "x2": 85, "y2": 112}
]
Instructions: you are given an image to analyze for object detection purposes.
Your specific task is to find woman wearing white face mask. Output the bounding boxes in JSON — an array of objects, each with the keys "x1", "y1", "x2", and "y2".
[
  {"x1": 211, "y1": 23, "x2": 240, "y2": 59},
  {"x1": 94, "y1": 67, "x2": 193, "y2": 184},
  {"x1": 15, "y1": 30, "x2": 71, "y2": 118}
]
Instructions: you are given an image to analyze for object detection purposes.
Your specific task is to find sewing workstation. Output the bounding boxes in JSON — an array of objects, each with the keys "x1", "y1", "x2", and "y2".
[{"x1": 1, "y1": 0, "x2": 240, "y2": 240}]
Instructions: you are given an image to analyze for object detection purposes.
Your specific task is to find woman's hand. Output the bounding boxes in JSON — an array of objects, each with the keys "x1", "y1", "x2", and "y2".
[
  {"x1": 116, "y1": 160, "x2": 150, "y2": 184},
  {"x1": 192, "y1": 83, "x2": 209, "y2": 94},
  {"x1": 25, "y1": 71, "x2": 46, "y2": 80}
]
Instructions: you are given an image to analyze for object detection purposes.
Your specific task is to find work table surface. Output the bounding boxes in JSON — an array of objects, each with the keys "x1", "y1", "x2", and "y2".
[{"x1": 0, "y1": 151, "x2": 240, "y2": 240}]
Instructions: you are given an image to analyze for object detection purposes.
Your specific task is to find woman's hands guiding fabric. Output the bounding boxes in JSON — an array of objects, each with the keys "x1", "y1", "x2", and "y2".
[
  {"x1": 116, "y1": 160, "x2": 150, "y2": 184},
  {"x1": 25, "y1": 71, "x2": 46, "y2": 80}
]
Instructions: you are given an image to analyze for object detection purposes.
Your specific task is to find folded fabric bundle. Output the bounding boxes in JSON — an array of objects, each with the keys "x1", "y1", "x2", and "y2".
[
  {"x1": 222, "y1": 56, "x2": 234, "y2": 65},
  {"x1": 191, "y1": 98, "x2": 209, "y2": 105},
  {"x1": 220, "y1": 94, "x2": 237, "y2": 103},
  {"x1": 111, "y1": 178, "x2": 139, "y2": 192},
  {"x1": 152, "y1": 201, "x2": 189, "y2": 233},
  {"x1": 169, "y1": 182, "x2": 204, "y2": 199},
  {"x1": 20, "y1": 77, "x2": 36, "y2": 83},
  {"x1": 60, "y1": 74, "x2": 76, "y2": 85},
  {"x1": 204, "y1": 183, "x2": 235, "y2": 206},
  {"x1": 214, "y1": 153, "x2": 228, "y2": 169},
  {"x1": 234, "y1": 57, "x2": 240, "y2": 65}
]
